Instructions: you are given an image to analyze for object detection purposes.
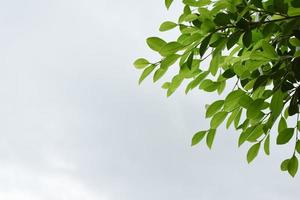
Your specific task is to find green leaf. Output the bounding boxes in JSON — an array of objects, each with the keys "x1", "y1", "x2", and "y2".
[
  {"x1": 264, "y1": 135, "x2": 270, "y2": 155},
  {"x1": 165, "y1": 0, "x2": 174, "y2": 9},
  {"x1": 288, "y1": 95, "x2": 299, "y2": 116},
  {"x1": 292, "y1": 0, "x2": 300, "y2": 8},
  {"x1": 210, "y1": 111, "x2": 228, "y2": 129},
  {"x1": 278, "y1": 117, "x2": 287, "y2": 132},
  {"x1": 281, "y1": 159, "x2": 290, "y2": 171},
  {"x1": 227, "y1": 31, "x2": 242, "y2": 50},
  {"x1": 199, "y1": 79, "x2": 219, "y2": 92},
  {"x1": 191, "y1": 131, "x2": 207, "y2": 146},
  {"x1": 153, "y1": 68, "x2": 167, "y2": 82},
  {"x1": 206, "y1": 100, "x2": 224, "y2": 118},
  {"x1": 247, "y1": 142, "x2": 261, "y2": 163},
  {"x1": 134, "y1": 58, "x2": 150, "y2": 69},
  {"x1": 146, "y1": 37, "x2": 167, "y2": 52},
  {"x1": 270, "y1": 90, "x2": 283, "y2": 117},
  {"x1": 276, "y1": 128, "x2": 294, "y2": 145},
  {"x1": 139, "y1": 64, "x2": 156, "y2": 84},
  {"x1": 222, "y1": 69, "x2": 235, "y2": 79},
  {"x1": 246, "y1": 99, "x2": 265, "y2": 119},
  {"x1": 159, "y1": 42, "x2": 184, "y2": 56},
  {"x1": 239, "y1": 127, "x2": 255, "y2": 147},
  {"x1": 226, "y1": 108, "x2": 239, "y2": 129},
  {"x1": 160, "y1": 54, "x2": 180, "y2": 69},
  {"x1": 243, "y1": 30, "x2": 252, "y2": 48},
  {"x1": 224, "y1": 90, "x2": 244, "y2": 111},
  {"x1": 213, "y1": 12, "x2": 230, "y2": 26},
  {"x1": 238, "y1": 94, "x2": 253, "y2": 109},
  {"x1": 261, "y1": 41, "x2": 278, "y2": 59},
  {"x1": 288, "y1": 155, "x2": 298, "y2": 177},
  {"x1": 159, "y1": 21, "x2": 177, "y2": 31},
  {"x1": 206, "y1": 129, "x2": 216, "y2": 149},
  {"x1": 199, "y1": 34, "x2": 211, "y2": 57},
  {"x1": 296, "y1": 140, "x2": 300, "y2": 154}
]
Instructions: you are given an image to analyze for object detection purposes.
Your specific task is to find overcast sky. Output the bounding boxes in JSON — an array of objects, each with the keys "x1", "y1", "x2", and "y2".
[{"x1": 0, "y1": 0, "x2": 299, "y2": 199}]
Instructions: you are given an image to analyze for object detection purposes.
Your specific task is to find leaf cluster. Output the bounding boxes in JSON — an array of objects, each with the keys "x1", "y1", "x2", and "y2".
[{"x1": 134, "y1": 0, "x2": 300, "y2": 177}]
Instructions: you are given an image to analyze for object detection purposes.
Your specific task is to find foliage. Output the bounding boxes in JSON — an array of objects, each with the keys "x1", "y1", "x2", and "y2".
[{"x1": 134, "y1": 0, "x2": 300, "y2": 177}]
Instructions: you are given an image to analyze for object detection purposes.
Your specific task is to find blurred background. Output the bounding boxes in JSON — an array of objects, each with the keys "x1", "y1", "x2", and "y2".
[{"x1": 0, "y1": 0, "x2": 299, "y2": 199}]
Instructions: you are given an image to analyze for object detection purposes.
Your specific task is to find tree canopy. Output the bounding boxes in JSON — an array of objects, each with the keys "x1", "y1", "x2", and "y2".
[{"x1": 134, "y1": 0, "x2": 300, "y2": 177}]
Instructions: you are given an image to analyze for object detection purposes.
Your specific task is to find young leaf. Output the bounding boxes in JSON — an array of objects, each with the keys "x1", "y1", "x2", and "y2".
[
  {"x1": 206, "y1": 129, "x2": 216, "y2": 149},
  {"x1": 247, "y1": 142, "x2": 261, "y2": 163},
  {"x1": 159, "y1": 21, "x2": 177, "y2": 31},
  {"x1": 134, "y1": 58, "x2": 150, "y2": 69},
  {"x1": 191, "y1": 131, "x2": 207, "y2": 146}
]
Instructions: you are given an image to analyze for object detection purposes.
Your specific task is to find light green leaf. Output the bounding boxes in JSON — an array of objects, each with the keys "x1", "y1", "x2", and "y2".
[
  {"x1": 159, "y1": 21, "x2": 177, "y2": 31},
  {"x1": 161, "y1": 54, "x2": 180, "y2": 69},
  {"x1": 139, "y1": 64, "x2": 156, "y2": 84},
  {"x1": 146, "y1": 37, "x2": 167, "y2": 52},
  {"x1": 210, "y1": 111, "x2": 228, "y2": 129},
  {"x1": 159, "y1": 42, "x2": 184, "y2": 56},
  {"x1": 247, "y1": 142, "x2": 261, "y2": 163},
  {"x1": 224, "y1": 90, "x2": 244, "y2": 112},
  {"x1": 261, "y1": 41, "x2": 278, "y2": 59},
  {"x1": 133, "y1": 58, "x2": 150, "y2": 69},
  {"x1": 206, "y1": 129, "x2": 216, "y2": 149},
  {"x1": 199, "y1": 79, "x2": 219, "y2": 92},
  {"x1": 165, "y1": 0, "x2": 174, "y2": 9},
  {"x1": 206, "y1": 100, "x2": 224, "y2": 118},
  {"x1": 191, "y1": 131, "x2": 207, "y2": 146}
]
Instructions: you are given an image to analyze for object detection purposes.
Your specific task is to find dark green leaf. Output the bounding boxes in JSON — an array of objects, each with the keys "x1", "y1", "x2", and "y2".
[
  {"x1": 227, "y1": 31, "x2": 242, "y2": 49},
  {"x1": 199, "y1": 34, "x2": 211, "y2": 57},
  {"x1": 214, "y1": 12, "x2": 230, "y2": 26},
  {"x1": 288, "y1": 155, "x2": 298, "y2": 177},
  {"x1": 242, "y1": 31, "x2": 252, "y2": 48},
  {"x1": 281, "y1": 159, "x2": 290, "y2": 171}
]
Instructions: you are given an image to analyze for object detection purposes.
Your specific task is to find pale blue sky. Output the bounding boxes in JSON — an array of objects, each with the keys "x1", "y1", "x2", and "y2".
[{"x1": 0, "y1": 0, "x2": 299, "y2": 199}]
